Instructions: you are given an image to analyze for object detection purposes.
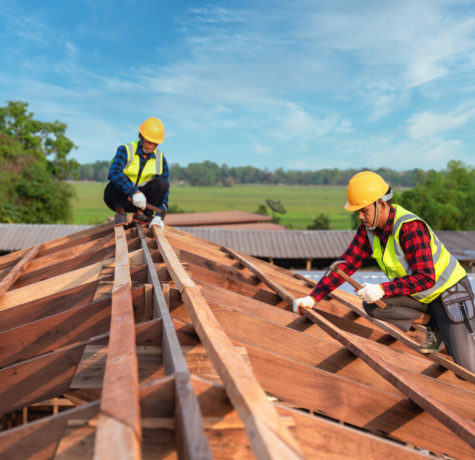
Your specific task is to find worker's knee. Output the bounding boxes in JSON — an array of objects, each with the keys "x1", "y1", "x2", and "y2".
[{"x1": 363, "y1": 301, "x2": 378, "y2": 318}]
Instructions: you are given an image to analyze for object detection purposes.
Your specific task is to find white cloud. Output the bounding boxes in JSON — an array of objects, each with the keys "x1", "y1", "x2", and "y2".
[
  {"x1": 253, "y1": 142, "x2": 272, "y2": 156},
  {"x1": 408, "y1": 105, "x2": 475, "y2": 139}
]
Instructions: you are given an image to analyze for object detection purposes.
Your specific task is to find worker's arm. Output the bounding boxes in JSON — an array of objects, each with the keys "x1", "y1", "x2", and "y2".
[
  {"x1": 294, "y1": 225, "x2": 373, "y2": 313},
  {"x1": 310, "y1": 224, "x2": 373, "y2": 302},
  {"x1": 157, "y1": 155, "x2": 169, "y2": 215},
  {"x1": 108, "y1": 146, "x2": 138, "y2": 196},
  {"x1": 380, "y1": 220, "x2": 435, "y2": 297}
]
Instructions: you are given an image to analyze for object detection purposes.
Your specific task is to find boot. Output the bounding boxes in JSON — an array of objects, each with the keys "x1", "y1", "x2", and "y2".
[{"x1": 418, "y1": 327, "x2": 443, "y2": 353}]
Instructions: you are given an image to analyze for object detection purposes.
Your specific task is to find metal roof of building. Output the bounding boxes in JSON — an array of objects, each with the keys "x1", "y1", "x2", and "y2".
[
  {"x1": 164, "y1": 210, "x2": 273, "y2": 226},
  {"x1": 178, "y1": 228, "x2": 475, "y2": 261},
  {"x1": 0, "y1": 224, "x2": 93, "y2": 251},
  {"x1": 176, "y1": 228, "x2": 356, "y2": 258}
]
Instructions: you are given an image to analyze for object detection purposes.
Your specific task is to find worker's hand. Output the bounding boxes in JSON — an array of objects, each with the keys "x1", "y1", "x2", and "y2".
[
  {"x1": 356, "y1": 283, "x2": 384, "y2": 303},
  {"x1": 149, "y1": 215, "x2": 164, "y2": 229},
  {"x1": 292, "y1": 296, "x2": 316, "y2": 315},
  {"x1": 132, "y1": 191, "x2": 147, "y2": 210}
]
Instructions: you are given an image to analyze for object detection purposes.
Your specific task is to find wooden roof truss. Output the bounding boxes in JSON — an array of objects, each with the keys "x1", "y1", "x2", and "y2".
[{"x1": 0, "y1": 222, "x2": 474, "y2": 459}]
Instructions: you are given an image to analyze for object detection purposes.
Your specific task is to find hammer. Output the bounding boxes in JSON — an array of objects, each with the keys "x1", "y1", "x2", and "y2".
[
  {"x1": 127, "y1": 196, "x2": 163, "y2": 215},
  {"x1": 329, "y1": 260, "x2": 386, "y2": 309}
]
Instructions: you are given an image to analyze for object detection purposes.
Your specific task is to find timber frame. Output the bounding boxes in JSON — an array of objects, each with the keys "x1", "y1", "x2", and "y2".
[{"x1": 0, "y1": 222, "x2": 474, "y2": 459}]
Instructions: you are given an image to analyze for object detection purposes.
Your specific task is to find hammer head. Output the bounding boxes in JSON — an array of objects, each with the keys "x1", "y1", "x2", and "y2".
[{"x1": 329, "y1": 260, "x2": 345, "y2": 272}]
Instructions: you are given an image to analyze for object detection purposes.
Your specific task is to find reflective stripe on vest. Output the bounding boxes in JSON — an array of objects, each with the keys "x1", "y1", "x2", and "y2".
[
  {"x1": 122, "y1": 141, "x2": 163, "y2": 186},
  {"x1": 367, "y1": 204, "x2": 466, "y2": 303}
]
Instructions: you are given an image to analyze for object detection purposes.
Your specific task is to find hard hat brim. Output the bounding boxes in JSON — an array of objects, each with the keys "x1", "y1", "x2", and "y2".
[
  {"x1": 344, "y1": 202, "x2": 366, "y2": 212},
  {"x1": 141, "y1": 134, "x2": 162, "y2": 144}
]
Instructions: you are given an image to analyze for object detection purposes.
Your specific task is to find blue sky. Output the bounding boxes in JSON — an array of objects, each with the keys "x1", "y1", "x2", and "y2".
[{"x1": 1, "y1": 0, "x2": 474, "y2": 171}]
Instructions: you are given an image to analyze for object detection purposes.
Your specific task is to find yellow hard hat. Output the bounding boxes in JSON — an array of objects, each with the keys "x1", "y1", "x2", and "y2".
[
  {"x1": 139, "y1": 117, "x2": 165, "y2": 144},
  {"x1": 344, "y1": 171, "x2": 390, "y2": 212}
]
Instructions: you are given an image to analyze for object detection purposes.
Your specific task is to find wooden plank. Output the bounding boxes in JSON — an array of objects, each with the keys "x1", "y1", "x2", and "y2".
[
  {"x1": 224, "y1": 249, "x2": 475, "y2": 384},
  {"x1": 244, "y1": 343, "x2": 474, "y2": 459},
  {"x1": 0, "y1": 400, "x2": 100, "y2": 460},
  {"x1": 0, "y1": 285, "x2": 150, "y2": 368},
  {"x1": 278, "y1": 404, "x2": 430, "y2": 459},
  {"x1": 135, "y1": 224, "x2": 212, "y2": 459},
  {"x1": 0, "y1": 281, "x2": 99, "y2": 332},
  {"x1": 94, "y1": 225, "x2": 141, "y2": 459},
  {"x1": 0, "y1": 244, "x2": 41, "y2": 297},
  {"x1": 303, "y1": 308, "x2": 475, "y2": 449},
  {"x1": 329, "y1": 289, "x2": 475, "y2": 383},
  {"x1": 0, "y1": 343, "x2": 86, "y2": 414},
  {"x1": 0, "y1": 258, "x2": 108, "y2": 311},
  {"x1": 177, "y1": 304, "x2": 475, "y2": 427},
  {"x1": 192, "y1": 375, "x2": 429, "y2": 459},
  {"x1": 11, "y1": 244, "x2": 116, "y2": 290},
  {"x1": 215, "y1": 254, "x2": 475, "y2": 453},
  {"x1": 0, "y1": 297, "x2": 112, "y2": 368},
  {"x1": 222, "y1": 246, "x2": 295, "y2": 305},
  {"x1": 153, "y1": 226, "x2": 304, "y2": 460}
]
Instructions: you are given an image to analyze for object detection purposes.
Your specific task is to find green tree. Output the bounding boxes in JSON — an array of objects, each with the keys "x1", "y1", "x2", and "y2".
[
  {"x1": 0, "y1": 101, "x2": 78, "y2": 223},
  {"x1": 397, "y1": 161, "x2": 475, "y2": 230},
  {"x1": 255, "y1": 204, "x2": 268, "y2": 215},
  {"x1": 307, "y1": 213, "x2": 331, "y2": 230}
]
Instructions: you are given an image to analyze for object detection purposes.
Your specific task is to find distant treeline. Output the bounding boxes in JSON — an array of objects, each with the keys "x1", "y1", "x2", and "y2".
[{"x1": 72, "y1": 160, "x2": 432, "y2": 187}]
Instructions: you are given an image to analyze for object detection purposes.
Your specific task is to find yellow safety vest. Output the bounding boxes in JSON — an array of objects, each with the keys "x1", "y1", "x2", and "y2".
[
  {"x1": 122, "y1": 141, "x2": 163, "y2": 186},
  {"x1": 367, "y1": 205, "x2": 466, "y2": 303}
]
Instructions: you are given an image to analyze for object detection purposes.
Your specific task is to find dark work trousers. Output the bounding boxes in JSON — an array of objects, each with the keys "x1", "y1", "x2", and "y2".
[
  {"x1": 364, "y1": 276, "x2": 475, "y2": 373},
  {"x1": 104, "y1": 175, "x2": 169, "y2": 218}
]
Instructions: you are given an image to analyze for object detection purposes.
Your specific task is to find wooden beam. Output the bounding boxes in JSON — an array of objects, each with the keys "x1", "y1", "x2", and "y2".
[
  {"x1": 303, "y1": 308, "x2": 475, "y2": 450},
  {"x1": 0, "y1": 343, "x2": 86, "y2": 415},
  {"x1": 0, "y1": 245, "x2": 41, "y2": 298},
  {"x1": 0, "y1": 258, "x2": 108, "y2": 311},
  {"x1": 222, "y1": 246, "x2": 295, "y2": 305},
  {"x1": 153, "y1": 227, "x2": 304, "y2": 460},
  {"x1": 192, "y1": 375, "x2": 430, "y2": 459},
  {"x1": 135, "y1": 224, "x2": 212, "y2": 459},
  {"x1": 329, "y1": 290, "x2": 475, "y2": 384},
  {"x1": 278, "y1": 404, "x2": 429, "y2": 459},
  {"x1": 94, "y1": 225, "x2": 142, "y2": 459},
  {"x1": 0, "y1": 296, "x2": 111, "y2": 368},
  {"x1": 227, "y1": 251, "x2": 475, "y2": 384},
  {"x1": 0, "y1": 400, "x2": 100, "y2": 460},
  {"x1": 0, "y1": 286, "x2": 148, "y2": 368},
  {"x1": 244, "y1": 342, "x2": 473, "y2": 459},
  {"x1": 0, "y1": 222, "x2": 113, "y2": 270},
  {"x1": 0, "y1": 281, "x2": 99, "y2": 333}
]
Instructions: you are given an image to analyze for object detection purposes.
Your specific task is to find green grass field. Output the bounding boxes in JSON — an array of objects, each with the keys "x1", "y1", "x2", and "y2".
[{"x1": 70, "y1": 182, "x2": 353, "y2": 229}]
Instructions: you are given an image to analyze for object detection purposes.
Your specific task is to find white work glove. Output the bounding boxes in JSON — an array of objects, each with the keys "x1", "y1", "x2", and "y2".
[
  {"x1": 356, "y1": 283, "x2": 384, "y2": 303},
  {"x1": 149, "y1": 215, "x2": 164, "y2": 229},
  {"x1": 132, "y1": 191, "x2": 147, "y2": 210},
  {"x1": 292, "y1": 296, "x2": 316, "y2": 315}
]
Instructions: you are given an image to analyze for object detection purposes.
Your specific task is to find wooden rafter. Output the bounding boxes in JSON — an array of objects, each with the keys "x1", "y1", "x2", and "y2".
[
  {"x1": 94, "y1": 226, "x2": 141, "y2": 459},
  {"x1": 153, "y1": 227, "x2": 304, "y2": 460},
  {"x1": 135, "y1": 224, "x2": 212, "y2": 459},
  {"x1": 303, "y1": 308, "x2": 475, "y2": 449},
  {"x1": 0, "y1": 245, "x2": 41, "y2": 298}
]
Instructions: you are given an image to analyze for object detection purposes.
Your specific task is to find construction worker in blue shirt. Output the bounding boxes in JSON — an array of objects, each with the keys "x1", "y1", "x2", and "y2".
[{"x1": 104, "y1": 117, "x2": 169, "y2": 228}]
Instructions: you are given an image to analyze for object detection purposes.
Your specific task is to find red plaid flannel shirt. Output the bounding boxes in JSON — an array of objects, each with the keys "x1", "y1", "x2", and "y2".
[{"x1": 310, "y1": 206, "x2": 436, "y2": 302}]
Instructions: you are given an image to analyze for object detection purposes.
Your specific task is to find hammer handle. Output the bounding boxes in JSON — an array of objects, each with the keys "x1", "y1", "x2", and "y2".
[
  {"x1": 128, "y1": 196, "x2": 162, "y2": 215},
  {"x1": 334, "y1": 267, "x2": 386, "y2": 309}
]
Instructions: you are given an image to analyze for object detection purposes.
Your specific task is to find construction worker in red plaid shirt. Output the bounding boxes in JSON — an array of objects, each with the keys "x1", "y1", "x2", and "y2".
[{"x1": 293, "y1": 171, "x2": 475, "y2": 372}]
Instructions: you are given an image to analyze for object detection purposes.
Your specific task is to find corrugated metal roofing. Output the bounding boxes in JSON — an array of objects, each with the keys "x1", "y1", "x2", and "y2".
[
  {"x1": 165, "y1": 210, "x2": 272, "y2": 226},
  {"x1": 0, "y1": 224, "x2": 93, "y2": 251},
  {"x1": 178, "y1": 228, "x2": 475, "y2": 260},
  {"x1": 176, "y1": 228, "x2": 355, "y2": 258}
]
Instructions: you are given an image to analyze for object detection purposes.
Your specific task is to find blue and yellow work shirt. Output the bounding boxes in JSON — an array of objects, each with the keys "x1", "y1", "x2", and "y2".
[{"x1": 108, "y1": 141, "x2": 169, "y2": 212}]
